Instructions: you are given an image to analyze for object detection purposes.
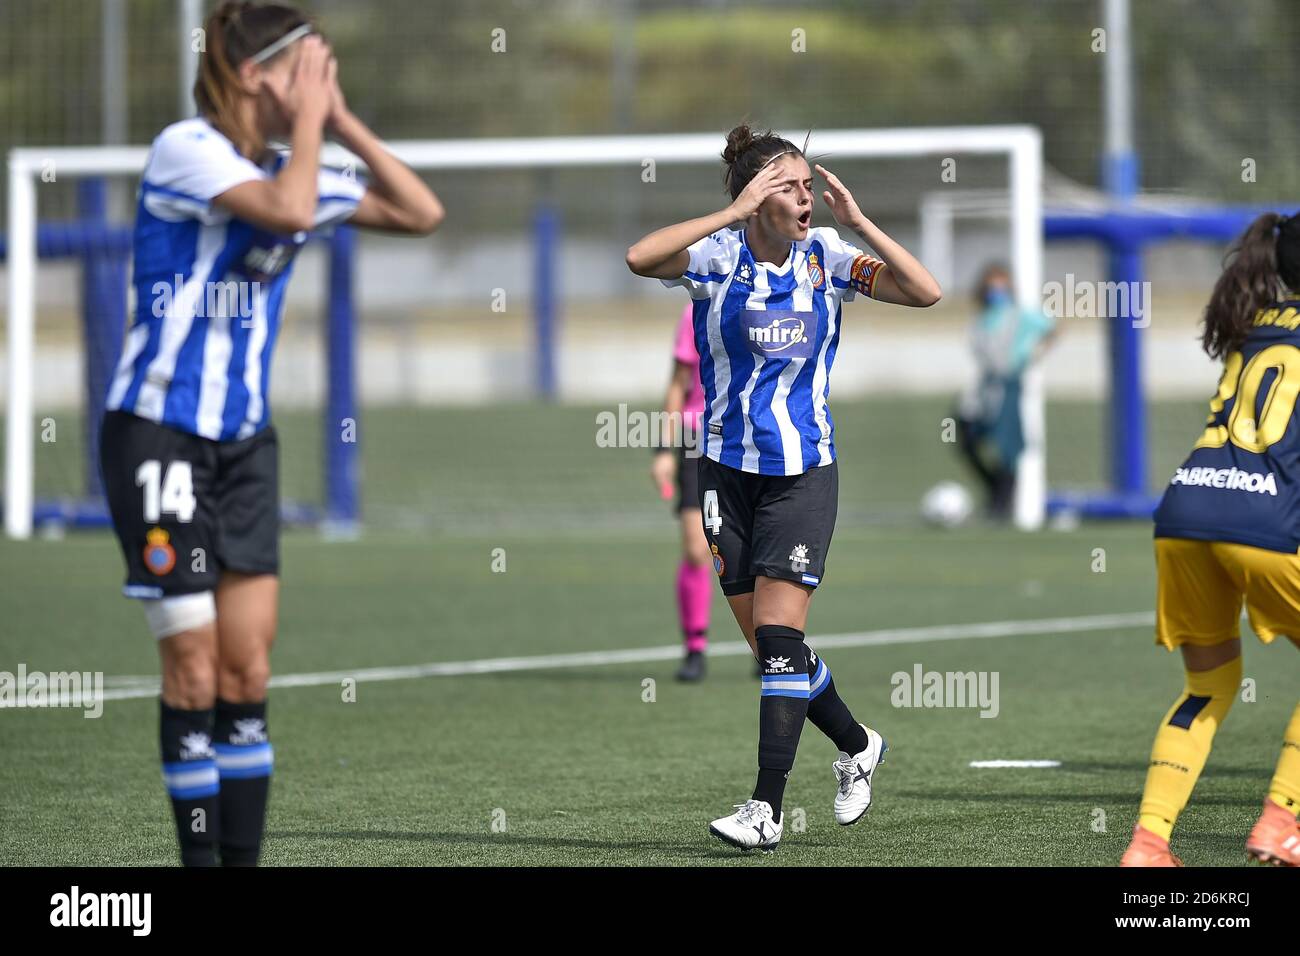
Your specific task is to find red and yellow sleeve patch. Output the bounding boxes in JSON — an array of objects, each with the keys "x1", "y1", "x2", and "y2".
[{"x1": 849, "y1": 255, "x2": 885, "y2": 298}]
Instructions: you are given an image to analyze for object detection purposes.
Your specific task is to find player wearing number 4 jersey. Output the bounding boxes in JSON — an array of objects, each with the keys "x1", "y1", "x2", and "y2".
[
  {"x1": 100, "y1": 1, "x2": 442, "y2": 866},
  {"x1": 627, "y1": 125, "x2": 941, "y2": 852},
  {"x1": 1123, "y1": 212, "x2": 1300, "y2": 868}
]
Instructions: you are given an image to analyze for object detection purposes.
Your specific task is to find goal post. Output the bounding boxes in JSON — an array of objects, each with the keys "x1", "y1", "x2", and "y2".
[{"x1": 5, "y1": 126, "x2": 1045, "y2": 539}]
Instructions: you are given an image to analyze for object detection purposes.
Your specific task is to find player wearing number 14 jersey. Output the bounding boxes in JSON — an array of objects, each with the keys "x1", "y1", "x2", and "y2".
[
  {"x1": 1123, "y1": 212, "x2": 1300, "y2": 867},
  {"x1": 99, "y1": 1, "x2": 442, "y2": 866}
]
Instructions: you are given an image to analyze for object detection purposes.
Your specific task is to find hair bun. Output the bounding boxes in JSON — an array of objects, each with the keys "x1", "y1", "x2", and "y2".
[{"x1": 722, "y1": 124, "x2": 756, "y2": 166}]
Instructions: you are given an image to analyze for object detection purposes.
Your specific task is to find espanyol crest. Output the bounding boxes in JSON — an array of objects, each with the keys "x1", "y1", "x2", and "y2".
[
  {"x1": 143, "y1": 526, "x2": 176, "y2": 576},
  {"x1": 807, "y1": 252, "x2": 824, "y2": 289}
]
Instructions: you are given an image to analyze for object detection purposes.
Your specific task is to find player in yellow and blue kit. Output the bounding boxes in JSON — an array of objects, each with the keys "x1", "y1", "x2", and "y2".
[{"x1": 1123, "y1": 211, "x2": 1300, "y2": 867}]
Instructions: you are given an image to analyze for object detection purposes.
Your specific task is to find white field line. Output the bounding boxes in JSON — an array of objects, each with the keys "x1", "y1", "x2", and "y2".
[
  {"x1": 969, "y1": 760, "x2": 1063, "y2": 768},
  {"x1": 5, "y1": 610, "x2": 1154, "y2": 706}
]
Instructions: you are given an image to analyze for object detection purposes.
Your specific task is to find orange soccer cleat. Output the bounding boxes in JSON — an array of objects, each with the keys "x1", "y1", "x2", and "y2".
[
  {"x1": 1245, "y1": 798, "x2": 1300, "y2": 866},
  {"x1": 1120, "y1": 824, "x2": 1183, "y2": 867}
]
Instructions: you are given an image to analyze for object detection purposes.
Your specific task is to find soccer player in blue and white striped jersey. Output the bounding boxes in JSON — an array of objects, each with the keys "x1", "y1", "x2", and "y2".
[
  {"x1": 628, "y1": 125, "x2": 942, "y2": 851},
  {"x1": 99, "y1": 0, "x2": 442, "y2": 866}
]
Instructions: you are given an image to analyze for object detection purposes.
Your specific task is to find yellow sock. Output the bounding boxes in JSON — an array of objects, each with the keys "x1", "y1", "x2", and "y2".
[
  {"x1": 1267, "y1": 703, "x2": 1300, "y2": 818},
  {"x1": 1137, "y1": 656, "x2": 1241, "y2": 841}
]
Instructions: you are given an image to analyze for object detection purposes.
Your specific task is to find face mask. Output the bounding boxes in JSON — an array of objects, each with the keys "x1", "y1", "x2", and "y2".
[{"x1": 983, "y1": 287, "x2": 1012, "y2": 308}]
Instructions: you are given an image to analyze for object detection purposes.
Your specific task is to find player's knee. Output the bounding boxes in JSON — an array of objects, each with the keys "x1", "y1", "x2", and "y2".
[
  {"x1": 160, "y1": 641, "x2": 218, "y2": 708},
  {"x1": 218, "y1": 656, "x2": 271, "y2": 702},
  {"x1": 754, "y1": 625, "x2": 807, "y2": 674},
  {"x1": 1176, "y1": 653, "x2": 1242, "y2": 727},
  {"x1": 1180, "y1": 637, "x2": 1241, "y2": 673},
  {"x1": 149, "y1": 594, "x2": 218, "y2": 707},
  {"x1": 169, "y1": 663, "x2": 217, "y2": 708}
]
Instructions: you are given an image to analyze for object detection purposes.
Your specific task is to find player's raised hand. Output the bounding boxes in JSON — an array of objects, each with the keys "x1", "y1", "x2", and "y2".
[
  {"x1": 727, "y1": 163, "x2": 789, "y2": 223},
  {"x1": 816, "y1": 164, "x2": 866, "y2": 229},
  {"x1": 324, "y1": 48, "x2": 351, "y2": 130},
  {"x1": 265, "y1": 35, "x2": 333, "y2": 130}
]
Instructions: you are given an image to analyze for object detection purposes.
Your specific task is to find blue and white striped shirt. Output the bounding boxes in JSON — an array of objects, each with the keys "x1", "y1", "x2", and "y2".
[
  {"x1": 663, "y1": 227, "x2": 884, "y2": 476},
  {"x1": 107, "y1": 118, "x2": 364, "y2": 441}
]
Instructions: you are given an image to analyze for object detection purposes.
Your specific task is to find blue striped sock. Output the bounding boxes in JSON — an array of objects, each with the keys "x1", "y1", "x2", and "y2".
[
  {"x1": 160, "y1": 701, "x2": 220, "y2": 867},
  {"x1": 214, "y1": 699, "x2": 273, "y2": 867},
  {"x1": 753, "y1": 625, "x2": 810, "y2": 816},
  {"x1": 804, "y1": 644, "x2": 868, "y2": 755}
]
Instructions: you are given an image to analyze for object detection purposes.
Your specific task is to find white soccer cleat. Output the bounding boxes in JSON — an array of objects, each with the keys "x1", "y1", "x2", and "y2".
[
  {"x1": 832, "y1": 725, "x2": 887, "y2": 825},
  {"x1": 709, "y1": 799, "x2": 782, "y2": 852}
]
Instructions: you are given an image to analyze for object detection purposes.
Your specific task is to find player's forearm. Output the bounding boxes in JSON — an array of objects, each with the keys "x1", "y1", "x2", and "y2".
[
  {"x1": 626, "y1": 207, "x2": 735, "y2": 277},
  {"x1": 331, "y1": 109, "x2": 444, "y2": 233},
  {"x1": 849, "y1": 216, "x2": 942, "y2": 306},
  {"x1": 270, "y1": 116, "x2": 324, "y2": 232}
]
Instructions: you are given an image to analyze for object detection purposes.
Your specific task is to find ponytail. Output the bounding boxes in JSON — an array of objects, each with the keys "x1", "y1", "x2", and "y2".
[
  {"x1": 721, "y1": 124, "x2": 804, "y2": 200},
  {"x1": 193, "y1": 1, "x2": 312, "y2": 158}
]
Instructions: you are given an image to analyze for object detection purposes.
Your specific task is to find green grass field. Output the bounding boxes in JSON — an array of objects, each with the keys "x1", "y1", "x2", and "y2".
[{"x1": 2, "y1": 397, "x2": 1297, "y2": 866}]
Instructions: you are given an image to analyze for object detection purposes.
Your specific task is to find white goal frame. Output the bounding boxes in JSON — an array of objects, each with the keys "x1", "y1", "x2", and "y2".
[{"x1": 6, "y1": 125, "x2": 1044, "y2": 538}]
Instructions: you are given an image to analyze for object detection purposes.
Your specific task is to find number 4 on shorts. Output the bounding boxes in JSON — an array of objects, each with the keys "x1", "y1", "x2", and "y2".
[{"x1": 703, "y1": 489, "x2": 723, "y2": 535}]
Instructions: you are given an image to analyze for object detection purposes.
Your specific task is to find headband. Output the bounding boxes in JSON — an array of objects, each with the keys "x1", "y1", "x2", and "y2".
[
  {"x1": 756, "y1": 148, "x2": 798, "y2": 173},
  {"x1": 248, "y1": 23, "x2": 314, "y2": 65}
]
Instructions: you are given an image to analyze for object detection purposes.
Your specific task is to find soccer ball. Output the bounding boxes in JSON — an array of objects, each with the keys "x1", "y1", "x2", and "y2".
[{"x1": 920, "y1": 481, "x2": 974, "y2": 528}]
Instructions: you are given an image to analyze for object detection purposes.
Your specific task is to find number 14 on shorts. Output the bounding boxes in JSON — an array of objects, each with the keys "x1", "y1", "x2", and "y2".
[{"x1": 135, "y1": 460, "x2": 197, "y2": 523}]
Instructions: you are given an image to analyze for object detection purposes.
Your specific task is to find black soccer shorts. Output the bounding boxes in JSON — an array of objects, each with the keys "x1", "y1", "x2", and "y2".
[
  {"x1": 675, "y1": 445, "x2": 702, "y2": 514},
  {"x1": 697, "y1": 455, "x2": 839, "y2": 596},
  {"x1": 100, "y1": 410, "x2": 280, "y2": 599}
]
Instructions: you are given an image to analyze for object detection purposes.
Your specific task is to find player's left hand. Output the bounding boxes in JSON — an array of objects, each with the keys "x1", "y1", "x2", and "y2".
[
  {"x1": 325, "y1": 48, "x2": 350, "y2": 130},
  {"x1": 815, "y1": 164, "x2": 866, "y2": 230}
]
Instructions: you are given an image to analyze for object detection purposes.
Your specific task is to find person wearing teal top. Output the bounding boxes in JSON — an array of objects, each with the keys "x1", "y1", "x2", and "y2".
[{"x1": 955, "y1": 263, "x2": 1056, "y2": 518}]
